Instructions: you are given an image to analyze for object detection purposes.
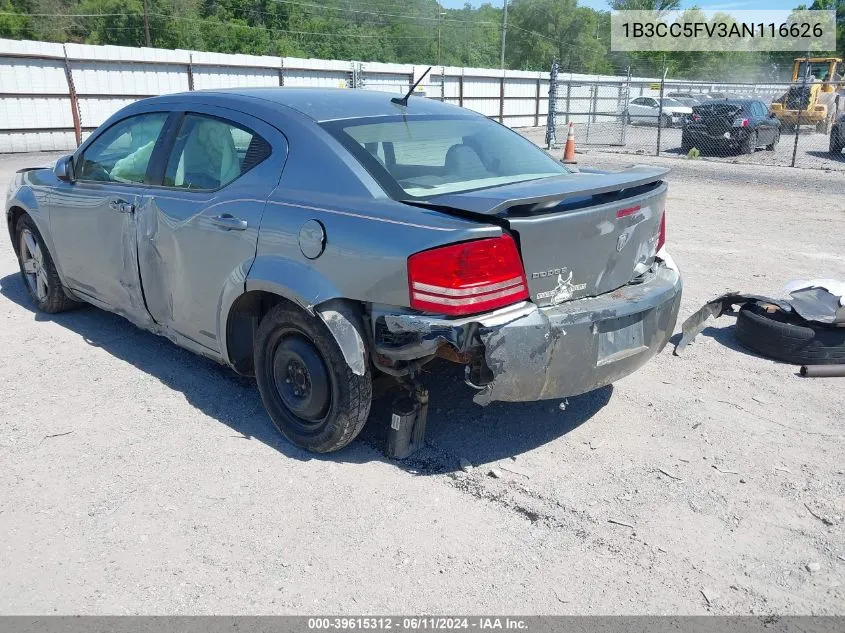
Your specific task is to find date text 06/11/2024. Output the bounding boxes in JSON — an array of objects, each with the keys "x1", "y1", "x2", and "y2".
[{"x1": 307, "y1": 618, "x2": 529, "y2": 630}]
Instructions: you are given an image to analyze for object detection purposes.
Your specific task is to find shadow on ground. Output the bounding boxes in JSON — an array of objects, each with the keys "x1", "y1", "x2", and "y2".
[
  {"x1": 669, "y1": 316, "x2": 774, "y2": 362},
  {"x1": 1, "y1": 272, "x2": 610, "y2": 474},
  {"x1": 805, "y1": 150, "x2": 845, "y2": 163}
]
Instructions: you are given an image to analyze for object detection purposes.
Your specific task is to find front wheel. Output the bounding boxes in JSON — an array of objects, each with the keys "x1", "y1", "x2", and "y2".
[
  {"x1": 254, "y1": 303, "x2": 372, "y2": 453},
  {"x1": 15, "y1": 214, "x2": 79, "y2": 313}
]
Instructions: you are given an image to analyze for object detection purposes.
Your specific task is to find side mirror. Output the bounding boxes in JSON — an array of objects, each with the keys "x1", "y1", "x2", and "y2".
[{"x1": 54, "y1": 155, "x2": 74, "y2": 183}]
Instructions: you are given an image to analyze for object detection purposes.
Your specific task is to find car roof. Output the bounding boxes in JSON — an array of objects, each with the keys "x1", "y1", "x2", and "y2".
[
  {"x1": 695, "y1": 99, "x2": 755, "y2": 105},
  {"x1": 141, "y1": 87, "x2": 473, "y2": 123}
]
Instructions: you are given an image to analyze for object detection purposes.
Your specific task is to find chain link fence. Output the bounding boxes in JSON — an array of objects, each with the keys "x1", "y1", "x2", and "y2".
[{"x1": 545, "y1": 61, "x2": 845, "y2": 171}]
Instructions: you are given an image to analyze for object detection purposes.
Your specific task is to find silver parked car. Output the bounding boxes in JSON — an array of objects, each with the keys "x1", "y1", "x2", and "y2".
[
  {"x1": 626, "y1": 97, "x2": 693, "y2": 127},
  {"x1": 6, "y1": 88, "x2": 681, "y2": 453}
]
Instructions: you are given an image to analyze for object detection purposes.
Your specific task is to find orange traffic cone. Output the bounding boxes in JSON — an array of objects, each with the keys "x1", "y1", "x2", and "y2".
[{"x1": 562, "y1": 122, "x2": 577, "y2": 164}]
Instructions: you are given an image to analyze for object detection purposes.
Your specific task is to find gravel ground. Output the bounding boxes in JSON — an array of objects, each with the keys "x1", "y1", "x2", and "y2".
[{"x1": 1, "y1": 148, "x2": 844, "y2": 615}]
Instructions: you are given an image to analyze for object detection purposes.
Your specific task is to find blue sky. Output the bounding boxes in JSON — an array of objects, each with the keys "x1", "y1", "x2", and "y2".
[{"x1": 439, "y1": 0, "x2": 802, "y2": 10}]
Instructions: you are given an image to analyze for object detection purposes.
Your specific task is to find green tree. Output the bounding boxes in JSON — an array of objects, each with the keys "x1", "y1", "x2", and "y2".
[{"x1": 506, "y1": 0, "x2": 611, "y2": 73}]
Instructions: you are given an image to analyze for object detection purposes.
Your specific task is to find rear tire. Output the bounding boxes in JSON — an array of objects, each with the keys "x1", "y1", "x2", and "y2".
[
  {"x1": 735, "y1": 303, "x2": 845, "y2": 365},
  {"x1": 766, "y1": 130, "x2": 779, "y2": 151},
  {"x1": 14, "y1": 214, "x2": 79, "y2": 314},
  {"x1": 254, "y1": 303, "x2": 372, "y2": 453},
  {"x1": 830, "y1": 128, "x2": 844, "y2": 155},
  {"x1": 742, "y1": 130, "x2": 757, "y2": 154},
  {"x1": 681, "y1": 132, "x2": 692, "y2": 153},
  {"x1": 660, "y1": 114, "x2": 672, "y2": 128}
]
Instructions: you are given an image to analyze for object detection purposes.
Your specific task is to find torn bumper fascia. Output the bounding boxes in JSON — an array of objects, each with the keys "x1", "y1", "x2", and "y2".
[
  {"x1": 379, "y1": 254, "x2": 682, "y2": 405},
  {"x1": 674, "y1": 292, "x2": 794, "y2": 355}
]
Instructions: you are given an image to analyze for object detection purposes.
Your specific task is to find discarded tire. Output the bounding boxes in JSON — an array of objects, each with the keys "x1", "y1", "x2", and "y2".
[{"x1": 735, "y1": 302, "x2": 845, "y2": 365}]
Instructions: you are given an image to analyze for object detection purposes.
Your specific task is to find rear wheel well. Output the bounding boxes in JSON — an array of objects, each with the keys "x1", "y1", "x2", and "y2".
[
  {"x1": 226, "y1": 290, "x2": 293, "y2": 375},
  {"x1": 7, "y1": 206, "x2": 26, "y2": 253}
]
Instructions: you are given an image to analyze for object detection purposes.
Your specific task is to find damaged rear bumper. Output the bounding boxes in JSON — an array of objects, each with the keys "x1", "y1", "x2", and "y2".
[{"x1": 377, "y1": 258, "x2": 682, "y2": 405}]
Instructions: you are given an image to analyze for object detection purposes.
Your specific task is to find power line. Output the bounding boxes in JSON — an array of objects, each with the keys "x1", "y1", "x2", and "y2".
[{"x1": 266, "y1": 0, "x2": 497, "y2": 25}]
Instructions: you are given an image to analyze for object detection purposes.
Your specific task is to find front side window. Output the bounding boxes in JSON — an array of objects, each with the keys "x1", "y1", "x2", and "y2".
[
  {"x1": 163, "y1": 114, "x2": 270, "y2": 190},
  {"x1": 323, "y1": 115, "x2": 568, "y2": 198},
  {"x1": 77, "y1": 113, "x2": 168, "y2": 184}
]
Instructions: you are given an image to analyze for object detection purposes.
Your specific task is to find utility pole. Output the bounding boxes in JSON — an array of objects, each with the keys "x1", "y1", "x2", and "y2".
[
  {"x1": 500, "y1": 0, "x2": 508, "y2": 69},
  {"x1": 437, "y1": 14, "x2": 442, "y2": 66},
  {"x1": 143, "y1": 0, "x2": 152, "y2": 47},
  {"x1": 436, "y1": 5, "x2": 446, "y2": 66}
]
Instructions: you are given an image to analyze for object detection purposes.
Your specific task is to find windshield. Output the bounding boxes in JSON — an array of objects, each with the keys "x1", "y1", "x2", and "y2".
[
  {"x1": 660, "y1": 98, "x2": 682, "y2": 106},
  {"x1": 322, "y1": 115, "x2": 568, "y2": 198},
  {"x1": 797, "y1": 61, "x2": 833, "y2": 81}
]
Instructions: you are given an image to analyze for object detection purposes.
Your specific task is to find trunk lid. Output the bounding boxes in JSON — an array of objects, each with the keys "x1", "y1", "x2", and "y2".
[
  {"x1": 415, "y1": 166, "x2": 668, "y2": 307},
  {"x1": 691, "y1": 103, "x2": 744, "y2": 135}
]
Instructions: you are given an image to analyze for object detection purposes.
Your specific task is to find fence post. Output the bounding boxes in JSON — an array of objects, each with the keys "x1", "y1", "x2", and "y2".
[
  {"x1": 534, "y1": 76, "x2": 541, "y2": 127},
  {"x1": 499, "y1": 75, "x2": 505, "y2": 123},
  {"x1": 791, "y1": 60, "x2": 809, "y2": 168},
  {"x1": 620, "y1": 66, "x2": 630, "y2": 146},
  {"x1": 61, "y1": 44, "x2": 82, "y2": 147},
  {"x1": 459, "y1": 73, "x2": 464, "y2": 108},
  {"x1": 545, "y1": 59, "x2": 559, "y2": 149},
  {"x1": 278, "y1": 58, "x2": 285, "y2": 86},
  {"x1": 187, "y1": 54, "x2": 195, "y2": 91},
  {"x1": 565, "y1": 82, "x2": 571, "y2": 125},
  {"x1": 655, "y1": 56, "x2": 667, "y2": 156}
]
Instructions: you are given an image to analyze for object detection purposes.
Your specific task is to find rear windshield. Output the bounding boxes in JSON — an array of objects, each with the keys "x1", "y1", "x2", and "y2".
[
  {"x1": 322, "y1": 115, "x2": 568, "y2": 198},
  {"x1": 692, "y1": 103, "x2": 745, "y2": 117}
]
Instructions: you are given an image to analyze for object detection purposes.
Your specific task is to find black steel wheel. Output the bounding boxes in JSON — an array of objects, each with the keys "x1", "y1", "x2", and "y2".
[
  {"x1": 254, "y1": 303, "x2": 372, "y2": 452},
  {"x1": 271, "y1": 333, "x2": 332, "y2": 429}
]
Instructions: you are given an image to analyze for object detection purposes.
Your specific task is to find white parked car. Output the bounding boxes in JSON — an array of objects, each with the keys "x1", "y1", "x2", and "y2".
[{"x1": 625, "y1": 97, "x2": 693, "y2": 127}]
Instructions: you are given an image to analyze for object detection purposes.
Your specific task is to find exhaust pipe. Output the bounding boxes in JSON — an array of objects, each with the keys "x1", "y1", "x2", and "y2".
[{"x1": 799, "y1": 364, "x2": 845, "y2": 378}]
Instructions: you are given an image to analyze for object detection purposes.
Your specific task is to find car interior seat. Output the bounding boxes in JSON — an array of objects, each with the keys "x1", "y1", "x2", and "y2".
[
  {"x1": 444, "y1": 143, "x2": 489, "y2": 180},
  {"x1": 174, "y1": 119, "x2": 241, "y2": 189}
]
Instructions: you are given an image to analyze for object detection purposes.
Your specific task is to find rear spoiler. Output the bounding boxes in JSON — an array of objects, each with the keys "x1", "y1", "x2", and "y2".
[{"x1": 416, "y1": 165, "x2": 670, "y2": 216}]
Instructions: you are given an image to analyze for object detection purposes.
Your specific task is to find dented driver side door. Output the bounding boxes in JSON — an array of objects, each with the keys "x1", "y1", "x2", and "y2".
[{"x1": 49, "y1": 110, "x2": 175, "y2": 325}]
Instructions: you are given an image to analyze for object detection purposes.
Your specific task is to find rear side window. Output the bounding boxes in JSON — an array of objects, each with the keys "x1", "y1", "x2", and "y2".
[{"x1": 163, "y1": 114, "x2": 270, "y2": 190}]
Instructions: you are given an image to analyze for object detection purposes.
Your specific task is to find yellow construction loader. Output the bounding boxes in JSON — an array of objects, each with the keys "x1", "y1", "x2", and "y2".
[{"x1": 770, "y1": 57, "x2": 844, "y2": 134}]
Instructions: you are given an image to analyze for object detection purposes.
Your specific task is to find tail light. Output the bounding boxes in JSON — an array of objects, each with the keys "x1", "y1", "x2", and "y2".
[
  {"x1": 733, "y1": 117, "x2": 749, "y2": 127},
  {"x1": 407, "y1": 235, "x2": 529, "y2": 316},
  {"x1": 691, "y1": 112, "x2": 701, "y2": 121},
  {"x1": 656, "y1": 211, "x2": 666, "y2": 252}
]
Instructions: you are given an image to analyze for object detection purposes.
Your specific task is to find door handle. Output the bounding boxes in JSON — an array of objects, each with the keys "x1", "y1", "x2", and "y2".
[
  {"x1": 210, "y1": 214, "x2": 248, "y2": 231},
  {"x1": 109, "y1": 199, "x2": 135, "y2": 214}
]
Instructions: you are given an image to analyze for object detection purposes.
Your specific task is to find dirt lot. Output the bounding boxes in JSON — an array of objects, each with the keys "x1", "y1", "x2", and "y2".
[{"x1": 1, "y1": 147, "x2": 844, "y2": 615}]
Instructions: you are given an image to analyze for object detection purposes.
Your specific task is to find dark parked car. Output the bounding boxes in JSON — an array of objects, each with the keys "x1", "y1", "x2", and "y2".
[
  {"x1": 6, "y1": 88, "x2": 681, "y2": 453},
  {"x1": 682, "y1": 99, "x2": 781, "y2": 155}
]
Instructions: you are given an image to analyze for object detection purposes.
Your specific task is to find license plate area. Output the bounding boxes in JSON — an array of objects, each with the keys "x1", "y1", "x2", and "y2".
[{"x1": 596, "y1": 312, "x2": 648, "y2": 366}]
